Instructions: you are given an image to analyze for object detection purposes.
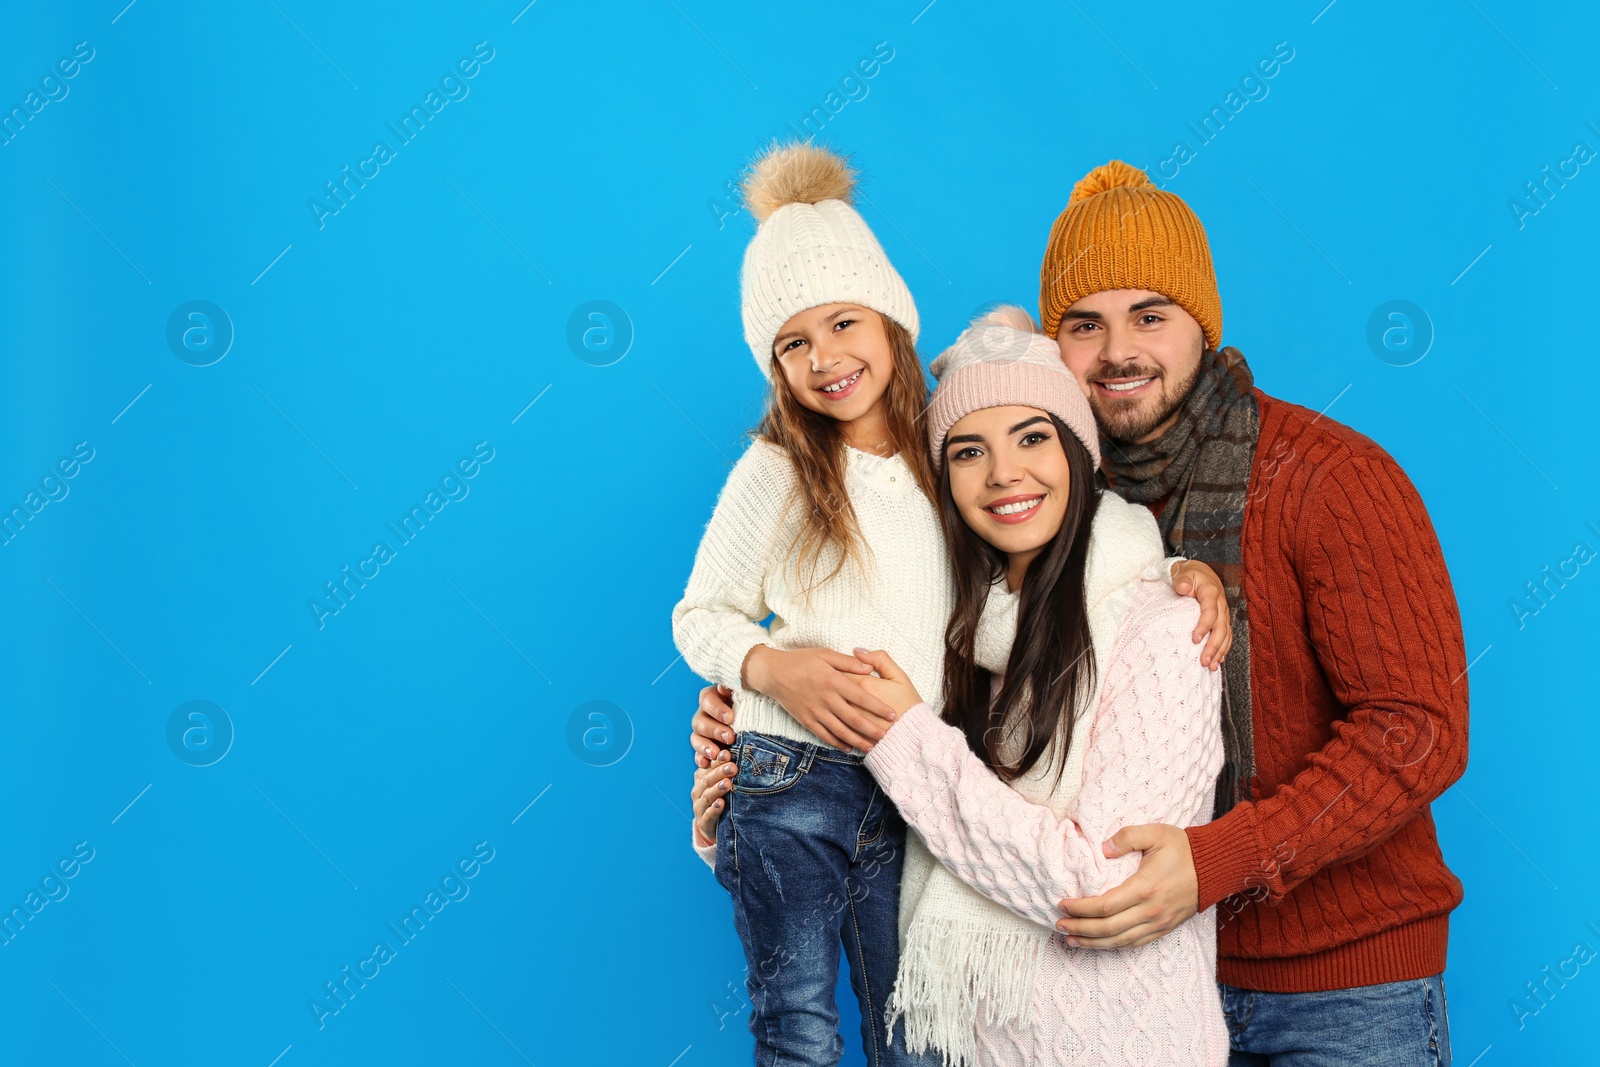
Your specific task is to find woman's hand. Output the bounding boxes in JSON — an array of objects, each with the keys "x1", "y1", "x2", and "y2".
[
  {"x1": 743, "y1": 645, "x2": 901, "y2": 752},
  {"x1": 849, "y1": 648, "x2": 925, "y2": 728},
  {"x1": 692, "y1": 750, "x2": 737, "y2": 847},
  {"x1": 1170, "y1": 560, "x2": 1232, "y2": 670}
]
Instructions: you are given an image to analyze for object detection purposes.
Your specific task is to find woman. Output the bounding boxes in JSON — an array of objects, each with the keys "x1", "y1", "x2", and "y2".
[{"x1": 692, "y1": 308, "x2": 1229, "y2": 1065}]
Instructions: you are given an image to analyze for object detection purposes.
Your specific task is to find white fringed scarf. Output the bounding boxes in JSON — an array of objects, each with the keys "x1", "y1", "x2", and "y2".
[{"x1": 885, "y1": 492, "x2": 1172, "y2": 1067}]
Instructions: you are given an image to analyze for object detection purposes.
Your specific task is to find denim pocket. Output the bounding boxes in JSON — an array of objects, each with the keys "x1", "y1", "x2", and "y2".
[
  {"x1": 732, "y1": 734, "x2": 804, "y2": 796},
  {"x1": 1219, "y1": 984, "x2": 1253, "y2": 1045}
]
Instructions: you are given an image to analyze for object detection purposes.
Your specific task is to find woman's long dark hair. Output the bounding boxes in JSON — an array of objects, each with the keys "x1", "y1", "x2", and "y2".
[{"x1": 937, "y1": 415, "x2": 1101, "y2": 783}]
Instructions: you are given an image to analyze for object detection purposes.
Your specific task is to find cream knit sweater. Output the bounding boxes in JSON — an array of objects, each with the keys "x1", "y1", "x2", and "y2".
[{"x1": 672, "y1": 437, "x2": 953, "y2": 750}]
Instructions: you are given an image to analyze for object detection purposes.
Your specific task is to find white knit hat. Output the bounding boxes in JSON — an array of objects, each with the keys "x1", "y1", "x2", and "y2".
[
  {"x1": 739, "y1": 144, "x2": 919, "y2": 377},
  {"x1": 927, "y1": 306, "x2": 1101, "y2": 470}
]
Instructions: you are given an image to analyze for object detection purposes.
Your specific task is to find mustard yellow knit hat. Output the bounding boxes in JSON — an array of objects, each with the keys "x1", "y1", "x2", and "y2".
[{"x1": 1038, "y1": 161, "x2": 1222, "y2": 349}]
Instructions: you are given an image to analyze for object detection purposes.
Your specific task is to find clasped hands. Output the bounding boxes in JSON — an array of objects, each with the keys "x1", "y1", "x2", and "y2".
[
  {"x1": 741, "y1": 644, "x2": 923, "y2": 753},
  {"x1": 690, "y1": 643, "x2": 1202, "y2": 951}
]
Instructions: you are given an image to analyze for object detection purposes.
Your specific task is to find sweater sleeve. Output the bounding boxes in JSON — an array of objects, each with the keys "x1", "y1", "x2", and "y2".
[
  {"x1": 670, "y1": 441, "x2": 796, "y2": 690},
  {"x1": 865, "y1": 591, "x2": 1224, "y2": 931},
  {"x1": 692, "y1": 828, "x2": 716, "y2": 871},
  {"x1": 1184, "y1": 450, "x2": 1470, "y2": 912}
]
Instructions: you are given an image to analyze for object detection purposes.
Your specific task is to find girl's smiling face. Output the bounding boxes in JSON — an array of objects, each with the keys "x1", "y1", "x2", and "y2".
[
  {"x1": 944, "y1": 405, "x2": 1071, "y2": 584},
  {"x1": 772, "y1": 304, "x2": 895, "y2": 428}
]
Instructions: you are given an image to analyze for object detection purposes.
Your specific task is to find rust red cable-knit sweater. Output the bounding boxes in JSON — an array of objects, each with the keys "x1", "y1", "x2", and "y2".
[{"x1": 1162, "y1": 389, "x2": 1468, "y2": 993}]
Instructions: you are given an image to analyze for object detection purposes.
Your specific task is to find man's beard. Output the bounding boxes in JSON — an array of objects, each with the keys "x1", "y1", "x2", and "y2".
[{"x1": 1088, "y1": 358, "x2": 1202, "y2": 444}]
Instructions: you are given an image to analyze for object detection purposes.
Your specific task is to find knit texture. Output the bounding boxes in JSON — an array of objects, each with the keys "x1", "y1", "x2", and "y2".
[
  {"x1": 672, "y1": 438, "x2": 952, "y2": 750},
  {"x1": 1101, "y1": 345, "x2": 1260, "y2": 817},
  {"x1": 925, "y1": 306, "x2": 1101, "y2": 471},
  {"x1": 866, "y1": 580, "x2": 1228, "y2": 1066},
  {"x1": 739, "y1": 144, "x2": 918, "y2": 376},
  {"x1": 689, "y1": 506, "x2": 1193, "y2": 868},
  {"x1": 1179, "y1": 389, "x2": 1469, "y2": 993},
  {"x1": 1038, "y1": 161, "x2": 1222, "y2": 348},
  {"x1": 875, "y1": 493, "x2": 1221, "y2": 1066}
]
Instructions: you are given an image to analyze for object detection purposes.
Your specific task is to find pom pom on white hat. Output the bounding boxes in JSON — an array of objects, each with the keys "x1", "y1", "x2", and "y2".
[{"x1": 739, "y1": 143, "x2": 919, "y2": 377}]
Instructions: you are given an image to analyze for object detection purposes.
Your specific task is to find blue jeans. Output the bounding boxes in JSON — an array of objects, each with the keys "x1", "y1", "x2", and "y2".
[
  {"x1": 1222, "y1": 975, "x2": 1452, "y2": 1066},
  {"x1": 714, "y1": 731, "x2": 933, "y2": 1067}
]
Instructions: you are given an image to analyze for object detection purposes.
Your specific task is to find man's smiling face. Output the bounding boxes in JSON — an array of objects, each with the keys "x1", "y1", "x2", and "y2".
[{"x1": 1054, "y1": 288, "x2": 1206, "y2": 444}]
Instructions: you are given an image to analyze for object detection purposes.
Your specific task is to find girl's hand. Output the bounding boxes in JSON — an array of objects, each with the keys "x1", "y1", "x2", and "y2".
[
  {"x1": 692, "y1": 750, "x2": 736, "y2": 847},
  {"x1": 1170, "y1": 560, "x2": 1232, "y2": 670},
  {"x1": 849, "y1": 648, "x2": 924, "y2": 724},
  {"x1": 743, "y1": 645, "x2": 901, "y2": 752}
]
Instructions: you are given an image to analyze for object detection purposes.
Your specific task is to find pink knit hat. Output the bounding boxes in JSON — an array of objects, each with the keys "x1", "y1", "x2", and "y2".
[{"x1": 926, "y1": 306, "x2": 1101, "y2": 471}]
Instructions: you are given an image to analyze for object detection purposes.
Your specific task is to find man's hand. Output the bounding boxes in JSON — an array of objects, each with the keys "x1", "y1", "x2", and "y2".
[
  {"x1": 1170, "y1": 560, "x2": 1232, "y2": 670},
  {"x1": 690, "y1": 684, "x2": 736, "y2": 769},
  {"x1": 692, "y1": 750, "x2": 736, "y2": 846},
  {"x1": 1055, "y1": 823, "x2": 1199, "y2": 949}
]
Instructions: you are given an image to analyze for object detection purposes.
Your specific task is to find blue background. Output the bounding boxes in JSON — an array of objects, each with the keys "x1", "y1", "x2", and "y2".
[{"x1": 2, "y1": 1, "x2": 1596, "y2": 1064}]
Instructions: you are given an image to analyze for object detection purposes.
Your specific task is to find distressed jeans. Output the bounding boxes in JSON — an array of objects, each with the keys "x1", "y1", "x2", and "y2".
[{"x1": 714, "y1": 731, "x2": 935, "y2": 1067}]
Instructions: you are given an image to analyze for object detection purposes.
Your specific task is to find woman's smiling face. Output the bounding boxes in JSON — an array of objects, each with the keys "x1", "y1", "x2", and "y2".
[{"x1": 944, "y1": 405, "x2": 1071, "y2": 576}]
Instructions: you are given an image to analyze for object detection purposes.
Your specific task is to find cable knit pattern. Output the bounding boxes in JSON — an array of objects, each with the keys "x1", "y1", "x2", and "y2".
[
  {"x1": 1182, "y1": 390, "x2": 1469, "y2": 993},
  {"x1": 865, "y1": 583, "x2": 1227, "y2": 1066},
  {"x1": 671, "y1": 438, "x2": 953, "y2": 750}
]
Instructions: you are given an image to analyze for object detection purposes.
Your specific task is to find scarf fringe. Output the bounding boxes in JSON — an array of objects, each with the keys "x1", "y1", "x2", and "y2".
[
  {"x1": 885, "y1": 495, "x2": 1168, "y2": 1063},
  {"x1": 884, "y1": 907, "x2": 1048, "y2": 1067}
]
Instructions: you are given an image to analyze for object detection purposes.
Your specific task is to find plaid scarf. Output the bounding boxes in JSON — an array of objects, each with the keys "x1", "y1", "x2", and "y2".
[{"x1": 1098, "y1": 346, "x2": 1259, "y2": 816}]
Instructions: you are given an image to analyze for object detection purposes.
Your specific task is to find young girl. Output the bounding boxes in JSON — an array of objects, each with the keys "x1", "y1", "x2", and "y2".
[
  {"x1": 672, "y1": 142, "x2": 950, "y2": 1067},
  {"x1": 673, "y1": 147, "x2": 1227, "y2": 1065}
]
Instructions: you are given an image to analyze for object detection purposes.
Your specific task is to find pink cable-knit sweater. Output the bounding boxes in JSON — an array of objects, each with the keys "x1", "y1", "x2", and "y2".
[{"x1": 864, "y1": 580, "x2": 1228, "y2": 1066}]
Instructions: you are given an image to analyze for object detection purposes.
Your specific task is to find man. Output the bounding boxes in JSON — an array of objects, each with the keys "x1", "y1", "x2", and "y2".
[{"x1": 690, "y1": 160, "x2": 1467, "y2": 1065}]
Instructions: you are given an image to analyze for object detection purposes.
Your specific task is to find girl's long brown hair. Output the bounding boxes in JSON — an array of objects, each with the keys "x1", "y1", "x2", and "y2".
[
  {"x1": 754, "y1": 314, "x2": 937, "y2": 597},
  {"x1": 937, "y1": 417, "x2": 1100, "y2": 783}
]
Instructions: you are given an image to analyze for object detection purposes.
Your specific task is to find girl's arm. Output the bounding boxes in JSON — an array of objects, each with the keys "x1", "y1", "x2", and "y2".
[
  {"x1": 670, "y1": 442, "x2": 899, "y2": 753},
  {"x1": 859, "y1": 591, "x2": 1224, "y2": 931},
  {"x1": 670, "y1": 443, "x2": 793, "y2": 692},
  {"x1": 672, "y1": 445, "x2": 789, "y2": 873}
]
